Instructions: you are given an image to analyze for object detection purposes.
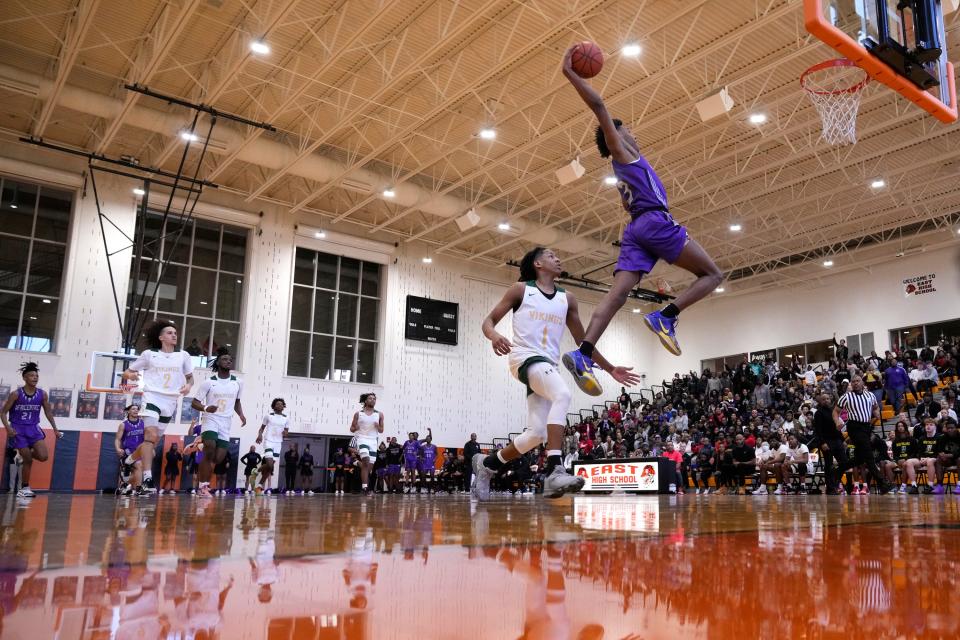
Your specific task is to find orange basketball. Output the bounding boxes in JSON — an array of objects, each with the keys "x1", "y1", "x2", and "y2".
[{"x1": 571, "y1": 41, "x2": 603, "y2": 78}]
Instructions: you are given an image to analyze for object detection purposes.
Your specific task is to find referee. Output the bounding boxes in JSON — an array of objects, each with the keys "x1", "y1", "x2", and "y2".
[{"x1": 834, "y1": 375, "x2": 892, "y2": 494}]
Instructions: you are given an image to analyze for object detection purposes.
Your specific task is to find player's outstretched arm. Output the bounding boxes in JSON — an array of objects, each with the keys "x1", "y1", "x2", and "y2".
[
  {"x1": 378, "y1": 412, "x2": 384, "y2": 433},
  {"x1": 349, "y1": 412, "x2": 359, "y2": 432},
  {"x1": 565, "y1": 293, "x2": 641, "y2": 386},
  {"x1": 561, "y1": 44, "x2": 632, "y2": 164},
  {"x1": 482, "y1": 282, "x2": 524, "y2": 356}
]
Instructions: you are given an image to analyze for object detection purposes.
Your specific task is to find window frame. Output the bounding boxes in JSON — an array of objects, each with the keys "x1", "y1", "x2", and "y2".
[
  {"x1": 125, "y1": 210, "x2": 250, "y2": 367},
  {"x1": 285, "y1": 245, "x2": 383, "y2": 384},
  {"x1": 0, "y1": 175, "x2": 77, "y2": 354}
]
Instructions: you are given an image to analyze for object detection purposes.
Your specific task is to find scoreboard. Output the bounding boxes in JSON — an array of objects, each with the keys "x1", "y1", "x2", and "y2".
[{"x1": 404, "y1": 295, "x2": 458, "y2": 345}]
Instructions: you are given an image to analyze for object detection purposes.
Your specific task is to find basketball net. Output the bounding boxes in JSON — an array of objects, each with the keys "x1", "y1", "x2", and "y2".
[{"x1": 801, "y1": 59, "x2": 869, "y2": 146}]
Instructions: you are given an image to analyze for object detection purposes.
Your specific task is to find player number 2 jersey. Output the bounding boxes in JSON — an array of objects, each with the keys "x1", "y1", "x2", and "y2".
[
  {"x1": 508, "y1": 281, "x2": 568, "y2": 377},
  {"x1": 130, "y1": 349, "x2": 194, "y2": 396}
]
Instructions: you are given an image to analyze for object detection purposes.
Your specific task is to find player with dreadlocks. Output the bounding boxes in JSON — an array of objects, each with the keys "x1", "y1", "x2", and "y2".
[
  {"x1": 121, "y1": 320, "x2": 195, "y2": 493},
  {"x1": 1, "y1": 362, "x2": 63, "y2": 498},
  {"x1": 190, "y1": 349, "x2": 246, "y2": 497},
  {"x1": 474, "y1": 247, "x2": 641, "y2": 500}
]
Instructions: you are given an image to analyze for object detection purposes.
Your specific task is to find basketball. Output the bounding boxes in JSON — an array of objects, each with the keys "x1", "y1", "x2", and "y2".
[{"x1": 571, "y1": 41, "x2": 603, "y2": 78}]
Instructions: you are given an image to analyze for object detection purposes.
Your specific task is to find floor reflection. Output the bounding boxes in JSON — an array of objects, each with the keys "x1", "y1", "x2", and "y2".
[{"x1": 0, "y1": 494, "x2": 958, "y2": 639}]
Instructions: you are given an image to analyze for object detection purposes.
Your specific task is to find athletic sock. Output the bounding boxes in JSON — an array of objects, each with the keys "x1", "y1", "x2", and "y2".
[
  {"x1": 545, "y1": 449, "x2": 563, "y2": 474},
  {"x1": 143, "y1": 470, "x2": 152, "y2": 481},
  {"x1": 660, "y1": 303, "x2": 680, "y2": 319},
  {"x1": 483, "y1": 452, "x2": 505, "y2": 471},
  {"x1": 578, "y1": 341, "x2": 595, "y2": 359}
]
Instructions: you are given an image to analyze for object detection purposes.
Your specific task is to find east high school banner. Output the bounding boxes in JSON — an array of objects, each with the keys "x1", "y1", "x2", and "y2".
[
  {"x1": 903, "y1": 273, "x2": 936, "y2": 298},
  {"x1": 574, "y1": 460, "x2": 659, "y2": 492}
]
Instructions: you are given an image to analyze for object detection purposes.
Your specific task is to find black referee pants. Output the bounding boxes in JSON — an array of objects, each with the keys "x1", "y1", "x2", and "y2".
[
  {"x1": 842, "y1": 421, "x2": 885, "y2": 486},
  {"x1": 819, "y1": 437, "x2": 849, "y2": 489}
]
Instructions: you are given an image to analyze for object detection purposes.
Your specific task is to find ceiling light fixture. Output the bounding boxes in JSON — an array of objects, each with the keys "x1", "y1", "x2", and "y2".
[
  {"x1": 250, "y1": 40, "x2": 270, "y2": 55},
  {"x1": 870, "y1": 178, "x2": 886, "y2": 189},
  {"x1": 479, "y1": 128, "x2": 496, "y2": 140},
  {"x1": 603, "y1": 176, "x2": 618, "y2": 186},
  {"x1": 422, "y1": 256, "x2": 433, "y2": 264},
  {"x1": 621, "y1": 44, "x2": 642, "y2": 57},
  {"x1": 180, "y1": 130, "x2": 198, "y2": 142},
  {"x1": 497, "y1": 222, "x2": 510, "y2": 231},
  {"x1": 748, "y1": 113, "x2": 767, "y2": 124},
  {"x1": 729, "y1": 224, "x2": 742, "y2": 232},
  {"x1": 42, "y1": 298, "x2": 51, "y2": 304},
  {"x1": 823, "y1": 260, "x2": 834, "y2": 267},
  {"x1": 314, "y1": 231, "x2": 326, "y2": 239},
  {"x1": 133, "y1": 188, "x2": 145, "y2": 196},
  {"x1": 715, "y1": 287, "x2": 725, "y2": 293},
  {"x1": 631, "y1": 308, "x2": 641, "y2": 314},
  {"x1": 9, "y1": 203, "x2": 17, "y2": 209},
  {"x1": 382, "y1": 189, "x2": 395, "y2": 198}
]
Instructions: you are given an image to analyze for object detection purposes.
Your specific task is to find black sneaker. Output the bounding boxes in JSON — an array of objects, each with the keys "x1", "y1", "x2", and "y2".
[
  {"x1": 921, "y1": 484, "x2": 934, "y2": 494},
  {"x1": 141, "y1": 477, "x2": 157, "y2": 494},
  {"x1": 907, "y1": 485, "x2": 920, "y2": 494},
  {"x1": 878, "y1": 483, "x2": 894, "y2": 495}
]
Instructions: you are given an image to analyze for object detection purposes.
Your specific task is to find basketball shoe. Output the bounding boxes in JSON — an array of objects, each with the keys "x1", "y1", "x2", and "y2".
[
  {"x1": 561, "y1": 351, "x2": 602, "y2": 396},
  {"x1": 644, "y1": 310, "x2": 681, "y2": 355}
]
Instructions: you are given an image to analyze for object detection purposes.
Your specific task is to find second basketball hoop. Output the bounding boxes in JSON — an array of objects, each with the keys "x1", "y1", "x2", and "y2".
[{"x1": 801, "y1": 58, "x2": 870, "y2": 146}]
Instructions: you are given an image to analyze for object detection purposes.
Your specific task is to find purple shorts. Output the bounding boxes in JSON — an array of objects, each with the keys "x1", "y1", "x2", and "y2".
[
  {"x1": 615, "y1": 210, "x2": 688, "y2": 275},
  {"x1": 404, "y1": 457, "x2": 418, "y2": 471},
  {"x1": 376, "y1": 468, "x2": 387, "y2": 478},
  {"x1": 9, "y1": 424, "x2": 44, "y2": 450},
  {"x1": 387, "y1": 464, "x2": 401, "y2": 475},
  {"x1": 419, "y1": 461, "x2": 435, "y2": 473}
]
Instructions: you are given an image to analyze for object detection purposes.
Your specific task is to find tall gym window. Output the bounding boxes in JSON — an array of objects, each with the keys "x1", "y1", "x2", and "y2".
[
  {"x1": 127, "y1": 213, "x2": 248, "y2": 362},
  {"x1": 0, "y1": 178, "x2": 72, "y2": 352},
  {"x1": 287, "y1": 247, "x2": 381, "y2": 382}
]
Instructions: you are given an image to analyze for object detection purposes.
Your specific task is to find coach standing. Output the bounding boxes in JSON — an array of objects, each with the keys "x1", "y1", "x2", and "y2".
[
  {"x1": 835, "y1": 375, "x2": 892, "y2": 494},
  {"x1": 463, "y1": 433, "x2": 481, "y2": 492}
]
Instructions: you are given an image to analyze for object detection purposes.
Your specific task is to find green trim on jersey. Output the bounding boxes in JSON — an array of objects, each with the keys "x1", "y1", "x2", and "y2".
[
  {"x1": 525, "y1": 280, "x2": 564, "y2": 293},
  {"x1": 518, "y1": 355, "x2": 555, "y2": 396}
]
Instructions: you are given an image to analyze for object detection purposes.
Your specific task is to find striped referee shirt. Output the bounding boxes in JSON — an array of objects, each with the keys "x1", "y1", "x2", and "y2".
[{"x1": 838, "y1": 390, "x2": 877, "y2": 423}]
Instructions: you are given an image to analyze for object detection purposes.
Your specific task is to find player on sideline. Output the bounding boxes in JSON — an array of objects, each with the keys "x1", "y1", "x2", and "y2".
[
  {"x1": 402, "y1": 432, "x2": 421, "y2": 493},
  {"x1": 1, "y1": 362, "x2": 64, "y2": 498},
  {"x1": 349, "y1": 393, "x2": 384, "y2": 496},
  {"x1": 121, "y1": 320, "x2": 194, "y2": 493},
  {"x1": 256, "y1": 398, "x2": 289, "y2": 495},
  {"x1": 559, "y1": 44, "x2": 723, "y2": 394},
  {"x1": 418, "y1": 430, "x2": 438, "y2": 493},
  {"x1": 473, "y1": 247, "x2": 641, "y2": 500},
  {"x1": 114, "y1": 404, "x2": 145, "y2": 496},
  {"x1": 190, "y1": 350, "x2": 245, "y2": 497}
]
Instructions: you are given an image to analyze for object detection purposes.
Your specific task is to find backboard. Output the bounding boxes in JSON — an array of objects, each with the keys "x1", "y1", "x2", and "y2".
[
  {"x1": 86, "y1": 351, "x2": 141, "y2": 393},
  {"x1": 804, "y1": 0, "x2": 957, "y2": 123}
]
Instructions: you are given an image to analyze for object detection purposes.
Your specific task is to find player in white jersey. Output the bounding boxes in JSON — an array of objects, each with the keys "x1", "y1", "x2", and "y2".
[
  {"x1": 190, "y1": 350, "x2": 246, "y2": 497},
  {"x1": 349, "y1": 393, "x2": 384, "y2": 495},
  {"x1": 256, "y1": 398, "x2": 289, "y2": 493},
  {"x1": 121, "y1": 320, "x2": 195, "y2": 494},
  {"x1": 474, "y1": 247, "x2": 641, "y2": 499}
]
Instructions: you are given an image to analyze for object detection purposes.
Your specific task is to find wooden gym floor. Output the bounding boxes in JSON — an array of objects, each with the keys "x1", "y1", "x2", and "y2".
[{"x1": 1, "y1": 493, "x2": 958, "y2": 639}]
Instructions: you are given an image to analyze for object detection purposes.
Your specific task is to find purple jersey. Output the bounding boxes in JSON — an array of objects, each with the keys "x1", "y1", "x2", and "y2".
[
  {"x1": 420, "y1": 443, "x2": 437, "y2": 463},
  {"x1": 9, "y1": 388, "x2": 43, "y2": 427},
  {"x1": 120, "y1": 418, "x2": 145, "y2": 453},
  {"x1": 402, "y1": 439, "x2": 420, "y2": 459},
  {"x1": 613, "y1": 154, "x2": 668, "y2": 216}
]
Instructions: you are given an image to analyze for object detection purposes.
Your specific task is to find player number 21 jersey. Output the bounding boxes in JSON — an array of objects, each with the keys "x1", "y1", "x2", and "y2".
[{"x1": 508, "y1": 281, "x2": 568, "y2": 377}]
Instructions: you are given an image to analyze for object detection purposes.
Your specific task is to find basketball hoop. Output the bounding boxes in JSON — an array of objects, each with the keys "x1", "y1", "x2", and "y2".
[{"x1": 800, "y1": 59, "x2": 870, "y2": 146}]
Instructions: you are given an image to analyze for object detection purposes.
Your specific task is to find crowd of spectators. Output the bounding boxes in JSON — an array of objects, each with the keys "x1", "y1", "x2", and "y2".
[{"x1": 521, "y1": 335, "x2": 960, "y2": 496}]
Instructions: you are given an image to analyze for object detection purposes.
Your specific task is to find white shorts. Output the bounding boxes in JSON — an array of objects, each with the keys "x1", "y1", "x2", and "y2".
[
  {"x1": 202, "y1": 413, "x2": 233, "y2": 442},
  {"x1": 356, "y1": 435, "x2": 378, "y2": 461},
  {"x1": 142, "y1": 392, "x2": 178, "y2": 433},
  {"x1": 263, "y1": 440, "x2": 281, "y2": 460}
]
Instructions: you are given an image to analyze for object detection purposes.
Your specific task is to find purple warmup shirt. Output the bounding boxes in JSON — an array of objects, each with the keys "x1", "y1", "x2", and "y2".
[
  {"x1": 612, "y1": 153, "x2": 668, "y2": 216},
  {"x1": 9, "y1": 388, "x2": 43, "y2": 428},
  {"x1": 121, "y1": 418, "x2": 145, "y2": 452}
]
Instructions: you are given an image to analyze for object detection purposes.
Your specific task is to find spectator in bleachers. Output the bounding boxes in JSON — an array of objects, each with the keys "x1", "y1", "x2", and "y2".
[
  {"x1": 915, "y1": 394, "x2": 940, "y2": 423},
  {"x1": 934, "y1": 418, "x2": 960, "y2": 495},
  {"x1": 914, "y1": 361, "x2": 939, "y2": 396},
  {"x1": 729, "y1": 433, "x2": 755, "y2": 494},
  {"x1": 890, "y1": 422, "x2": 915, "y2": 493},
  {"x1": 939, "y1": 401, "x2": 958, "y2": 423},
  {"x1": 833, "y1": 333, "x2": 849, "y2": 360},
  {"x1": 904, "y1": 417, "x2": 941, "y2": 494},
  {"x1": 662, "y1": 441, "x2": 683, "y2": 495}
]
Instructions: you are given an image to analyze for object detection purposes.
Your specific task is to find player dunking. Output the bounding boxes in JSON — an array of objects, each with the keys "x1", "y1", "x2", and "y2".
[
  {"x1": 473, "y1": 247, "x2": 640, "y2": 499},
  {"x1": 256, "y1": 398, "x2": 289, "y2": 494},
  {"x1": 349, "y1": 393, "x2": 384, "y2": 495},
  {"x1": 1, "y1": 362, "x2": 64, "y2": 498},
  {"x1": 121, "y1": 320, "x2": 195, "y2": 493},
  {"x1": 560, "y1": 44, "x2": 724, "y2": 394},
  {"x1": 190, "y1": 350, "x2": 246, "y2": 497}
]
